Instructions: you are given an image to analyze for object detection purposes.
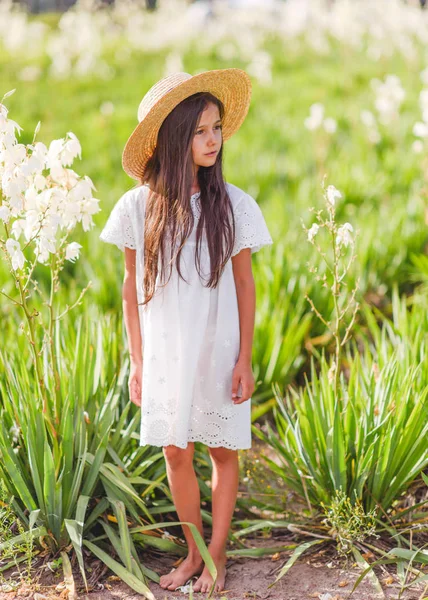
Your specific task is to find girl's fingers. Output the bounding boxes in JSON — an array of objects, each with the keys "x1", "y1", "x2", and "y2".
[
  {"x1": 231, "y1": 372, "x2": 241, "y2": 399},
  {"x1": 233, "y1": 396, "x2": 249, "y2": 404},
  {"x1": 233, "y1": 379, "x2": 254, "y2": 404},
  {"x1": 129, "y1": 378, "x2": 142, "y2": 406}
]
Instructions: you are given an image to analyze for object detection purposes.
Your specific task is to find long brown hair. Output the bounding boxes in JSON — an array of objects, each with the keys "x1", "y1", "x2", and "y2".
[{"x1": 138, "y1": 92, "x2": 235, "y2": 306}]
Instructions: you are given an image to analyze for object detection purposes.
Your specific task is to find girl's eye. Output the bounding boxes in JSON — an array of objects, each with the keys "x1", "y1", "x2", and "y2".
[{"x1": 196, "y1": 125, "x2": 222, "y2": 135}]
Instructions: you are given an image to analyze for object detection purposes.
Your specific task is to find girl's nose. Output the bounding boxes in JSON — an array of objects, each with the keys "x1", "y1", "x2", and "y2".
[{"x1": 208, "y1": 129, "x2": 217, "y2": 143}]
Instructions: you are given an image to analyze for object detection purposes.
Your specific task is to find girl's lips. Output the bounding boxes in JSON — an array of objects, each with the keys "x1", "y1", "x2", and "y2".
[{"x1": 205, "y1": 151, "x2": 217, "y2": 156}]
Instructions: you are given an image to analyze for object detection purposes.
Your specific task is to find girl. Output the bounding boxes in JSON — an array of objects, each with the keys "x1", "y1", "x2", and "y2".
[{"x1": 100, "y1": 69, "x2": 273, "y2": 594}]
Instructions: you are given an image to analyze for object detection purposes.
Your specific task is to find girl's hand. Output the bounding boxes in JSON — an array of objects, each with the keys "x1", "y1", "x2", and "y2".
[
  {"x1": 231, "y1": 359, "x2": 255, "y2": 404},
  {"x1": 129, "y1": 361, "x2": 142, "y2": 407}
]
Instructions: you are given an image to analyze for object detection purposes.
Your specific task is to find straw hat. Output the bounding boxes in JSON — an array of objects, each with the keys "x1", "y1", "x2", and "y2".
[{"x1": 122, "y1": 68, "x2": 252, "y2": 181}]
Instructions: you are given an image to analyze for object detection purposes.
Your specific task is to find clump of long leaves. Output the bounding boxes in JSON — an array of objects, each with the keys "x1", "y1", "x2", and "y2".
[
  {"x1": 256, "y1": 345, "x2": 428, "y2": 513},
  {"x1": 253, "y1": 334, "x2": 428, "y2": 594},
  {"x1": 251, "y1": 243, "x2": 312, "y2": 416}
]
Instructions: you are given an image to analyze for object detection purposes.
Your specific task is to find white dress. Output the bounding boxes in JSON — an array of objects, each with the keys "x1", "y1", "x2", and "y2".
[{"x1": 99, "y1": 181, "x2": 273, "y2": 449}]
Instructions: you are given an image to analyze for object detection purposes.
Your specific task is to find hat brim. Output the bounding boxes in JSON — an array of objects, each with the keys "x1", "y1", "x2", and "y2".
[{"x1": 122, "y1": 68, "x2": 252, "y2": 181}]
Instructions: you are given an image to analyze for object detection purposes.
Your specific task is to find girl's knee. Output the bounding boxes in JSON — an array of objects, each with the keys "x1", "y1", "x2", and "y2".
[
  {"x1": 208, "y1": 446, "x2": 238, "y2": 465},
  {"x1": 163, "y1": 443, "x2": 194, "y2": 468}
]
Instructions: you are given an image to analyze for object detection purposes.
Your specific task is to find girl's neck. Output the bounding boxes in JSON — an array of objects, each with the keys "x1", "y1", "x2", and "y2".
[
  {"x1": 190, "y1": 177, "x2": 200, "y2": 196},
  {"x1": 145, "y1": 178, "x2": 200, "y2": 197},
  {"x1": 191, "y1": 168, "x2": 200, "y2": 195}
]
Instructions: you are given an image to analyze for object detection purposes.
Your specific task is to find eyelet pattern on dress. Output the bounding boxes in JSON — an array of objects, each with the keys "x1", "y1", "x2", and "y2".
[
  {"x1": 99, "y1": 193, "x2": 137, "y2": 252},
  {"x1": 232, "y1": 194, "x2": 273, "y2": 256}
]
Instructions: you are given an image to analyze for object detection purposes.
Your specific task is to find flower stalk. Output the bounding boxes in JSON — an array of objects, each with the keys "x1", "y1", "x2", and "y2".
[
  {"x1": 0, "y1": 89, "x2": 99, "y2": 443},
  {"x1": 302, "y1": 178, "x2": 360, "y2": 397}
]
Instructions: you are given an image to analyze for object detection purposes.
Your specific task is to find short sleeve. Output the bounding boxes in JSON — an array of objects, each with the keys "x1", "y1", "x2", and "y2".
[
  {"x1": 231, "y1": 193, "x2": 273, "y2": 257},
  {"x1": 99, "y1": 191, "x2": 137, "y2": 252}
]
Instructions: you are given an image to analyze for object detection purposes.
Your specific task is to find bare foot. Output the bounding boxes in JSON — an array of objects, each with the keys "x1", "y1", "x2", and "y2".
[
  {"x1": 193, "y1": 553, "x2": 227, "y2": 594},
  {"x1": 159, "y1": 554, "x2": 204, "y2": 591}
]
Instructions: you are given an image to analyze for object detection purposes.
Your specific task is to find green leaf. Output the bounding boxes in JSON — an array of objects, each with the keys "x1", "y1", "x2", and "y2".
[
  {"x1": 83, "y1": 540, "x2": 156, "y2": 600},
  {"x1": 351, "y1": 545, "x2": 385, "y2": 597},
  {"x1": 64, "y1": 495, "x2": 90, "y2": 592},
  {"x1": 268, "y1": 540, "x2": 324, "y2": 587},
  {"x1": 389, "y1": 547, "x2": 428, "y2": 565}
]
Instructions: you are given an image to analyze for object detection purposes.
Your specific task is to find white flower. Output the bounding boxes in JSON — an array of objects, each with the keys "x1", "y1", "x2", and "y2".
[
  {"x1": 307, "y1": 223, "x2": 319, "y2": 242},
  {"x1": 336, "y1": 222, "x2": 354, "y2": 248},
  {"x1": 421, "y1": 68, "x2": 428, "y2": 86},
  {"x1": 61, "y1": 132, "x2": 81, "y2": 166},
  {"x1": 360, "y1": 110, "x2": 376, "y2": 128},
  {"x1": 0, "y1": 205, "x2": 11, "y2": 223},
  {"x1": 2, "y1": 143, "x2": 26, "y2": 167},
  {"x1": 18, "y1": 66, "x2": 42, "y2": 82},
  {"x1": 304, "y1": 103, "x2": 325, "y2": 130},
  {"x1": 5, "y1": 238, "x2": 26, "y2": 270},
  {"x1": 412, "y1": 140, "x2": 424, "y2": 154},
  {"x1": 11, "y1": 218, "x2": 26, "y2": 240},
  {"x1": 100, "y1": 101, "x2": 115, "y2": 116},
  {"x1": 413, "y1": 121, "x2": 428, "y2": 138},
  {"x1": 368, "y1": 129, "x2": 381, "y2": 144},
  {"x1": 326, "y1": 185, "x2": 342, "y2": 208},
  {"x1": 34, "y1": 173, "x2": 47, "y2": 191},
  {"x1": 65, "y1": 241, "x2": 82, "y2": 262},
  {"x1": 0, "y1": 95, "x2": 99, "y2": 278},
  {"x1": 371, "y1": 74, "x2": 405, "y2": 124},
  {"x1": 420, "y1": 89, "x2": 428, "y2": 111},
  {"x1": 323, "y1": 117, "x2": 337, "y2": 133}
]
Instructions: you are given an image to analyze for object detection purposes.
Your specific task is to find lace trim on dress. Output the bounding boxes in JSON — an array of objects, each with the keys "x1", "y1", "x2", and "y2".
[
  {"x1": 140, "y1": 401, "x2": 250, "y2": 449},
  {"x1": 231, "y1": 194, "x2": 273, "y2": 257},
  {"x1": 99, "y1": 193, "x2": 137, "y2": 252},
  {"x1": 139, "y1": 434, "x2": 250, "y2": 450}
]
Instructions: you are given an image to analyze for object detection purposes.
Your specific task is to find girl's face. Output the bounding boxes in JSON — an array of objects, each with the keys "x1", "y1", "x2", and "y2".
[{"x1": 192, "y1": 102, "x2": 222, "y2": 169}]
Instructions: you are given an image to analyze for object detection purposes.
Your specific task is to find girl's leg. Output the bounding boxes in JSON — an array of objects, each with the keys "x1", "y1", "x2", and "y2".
[
  {"x1": 193, "y1": 447, "x2": 239, "y2": 593},
  {"x1": 159, "y1": 443, "x2": 205, "y2": 591}
]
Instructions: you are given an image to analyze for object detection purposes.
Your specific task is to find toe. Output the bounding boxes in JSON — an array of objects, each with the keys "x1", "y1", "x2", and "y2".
[{"x1": 159, "y1": 574, "x2": 173, "y2": 588}]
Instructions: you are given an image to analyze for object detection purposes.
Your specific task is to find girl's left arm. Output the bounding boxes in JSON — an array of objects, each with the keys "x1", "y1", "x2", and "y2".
[{"x1": 231, "y1": 248, "x2": 256, "y2": 404}]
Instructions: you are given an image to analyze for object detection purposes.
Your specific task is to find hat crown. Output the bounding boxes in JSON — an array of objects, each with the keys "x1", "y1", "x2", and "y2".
[
  {"x1": 123, "y1": 68, "x2": 252, "y2": 181},
  {"x1": 137, "y1": 72, "x2": 192, "y2": 122}
]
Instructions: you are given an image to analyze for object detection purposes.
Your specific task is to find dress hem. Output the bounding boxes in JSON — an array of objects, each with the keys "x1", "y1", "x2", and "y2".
[{"x1": 139, "y1": 436, "x2": 252, "y2": 450}]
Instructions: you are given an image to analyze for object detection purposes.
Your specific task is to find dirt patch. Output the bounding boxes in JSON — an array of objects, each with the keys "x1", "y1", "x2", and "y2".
[
  {"x1": 1, "y1": 538, "x2": 423, "y2": 600},
  {"x1": 99, "y1": 554, "x2": 422, "y2": 600}
]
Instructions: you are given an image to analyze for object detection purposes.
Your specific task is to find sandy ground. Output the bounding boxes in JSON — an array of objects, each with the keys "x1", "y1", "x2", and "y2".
[
  {"x1": 1, "y1": 537, "x2": 424, "y2": 600},
  {"x1": 93, "y1": 556, "x2": 423, "y2": 600}
]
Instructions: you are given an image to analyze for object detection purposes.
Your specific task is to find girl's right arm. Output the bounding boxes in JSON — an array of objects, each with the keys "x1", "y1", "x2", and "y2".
[{"x1": 123, "y1": 247, "x2": 143, "y2": 406}]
